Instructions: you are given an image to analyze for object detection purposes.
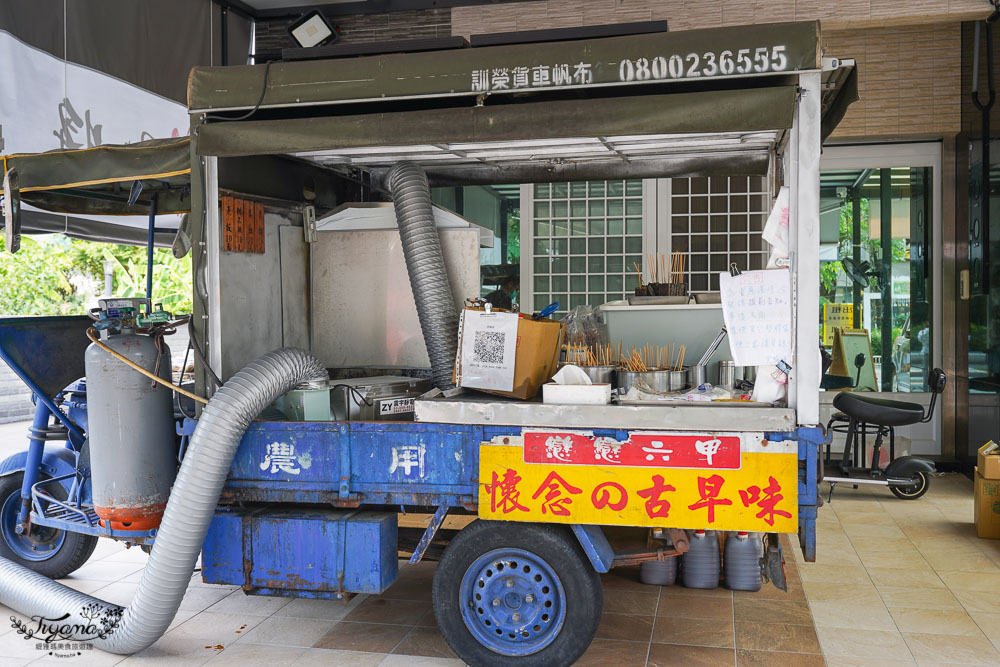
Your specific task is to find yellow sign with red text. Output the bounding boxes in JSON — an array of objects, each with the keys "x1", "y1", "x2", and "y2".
[{"x1": 478, "y1": 433, "x2": 798, "y2": 533}]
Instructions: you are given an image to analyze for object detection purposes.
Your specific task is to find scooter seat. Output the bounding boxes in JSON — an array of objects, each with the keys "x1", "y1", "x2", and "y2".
[{"x1": 832, "y1": 392, "x2": 924, "y2": 427}]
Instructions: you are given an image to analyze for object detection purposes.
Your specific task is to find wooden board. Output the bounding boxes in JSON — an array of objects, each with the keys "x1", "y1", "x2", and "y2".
[{"x1": 828, "y1": 328, "x2": 877, "y2": 392}]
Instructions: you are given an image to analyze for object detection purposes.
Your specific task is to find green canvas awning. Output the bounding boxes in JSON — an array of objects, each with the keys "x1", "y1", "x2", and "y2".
[
  {"x1": 194, "y1": 86, "x2": 797, "y2": 160},
  {"x1": 1, "y1": 137, "x2": 191, "y2": 216}
]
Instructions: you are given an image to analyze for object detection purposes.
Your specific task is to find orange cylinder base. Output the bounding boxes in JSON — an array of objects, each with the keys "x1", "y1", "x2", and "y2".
[{"x1": 95, "y1": 504, "x2": 166, "y2": 531}]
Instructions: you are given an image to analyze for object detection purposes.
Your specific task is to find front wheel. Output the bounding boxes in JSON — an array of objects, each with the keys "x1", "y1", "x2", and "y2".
[
  {"x1": 890, "y1": 472, "x2": 930, "y2": 500},
  {"x1": 0, "y1": 472, "x2": 98, "y2": 578},
  {"x1": 433, "y1": 520, "x2": 602, "y2": 667}
]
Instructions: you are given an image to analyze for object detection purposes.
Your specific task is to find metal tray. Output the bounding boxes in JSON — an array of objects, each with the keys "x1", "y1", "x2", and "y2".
[{"x1": 627, "y1": 295, "x2": 689, "y2": 305}]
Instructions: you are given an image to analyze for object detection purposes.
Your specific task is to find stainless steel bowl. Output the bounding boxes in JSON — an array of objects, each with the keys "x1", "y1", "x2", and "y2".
[
  {"x1": 580, "y1": 365, "x2": 616, "y2": 384},
  {"x1": 616, "y1": 369, "x2": 670, "y2": 394}
]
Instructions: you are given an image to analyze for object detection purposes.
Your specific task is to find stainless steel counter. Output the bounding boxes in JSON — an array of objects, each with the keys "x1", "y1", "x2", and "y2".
[{"x1": 414, "y1": 396, "x2": 797, "y2": 431}]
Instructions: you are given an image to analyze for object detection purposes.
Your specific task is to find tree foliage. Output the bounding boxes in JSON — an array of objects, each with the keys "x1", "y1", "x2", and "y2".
[{"x1": 0, "y1": 235, "x2": 192, "y2": 316}]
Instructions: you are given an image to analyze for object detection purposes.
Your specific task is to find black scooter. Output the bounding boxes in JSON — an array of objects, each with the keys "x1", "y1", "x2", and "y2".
[{"x1": 822, "y1": 364, "x2": 946, "y2": 501}]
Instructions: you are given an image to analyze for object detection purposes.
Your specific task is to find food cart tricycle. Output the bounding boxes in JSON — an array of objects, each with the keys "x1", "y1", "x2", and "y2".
[{"x1": 0, "y1": 20, "x2": 858, "y2": 664}]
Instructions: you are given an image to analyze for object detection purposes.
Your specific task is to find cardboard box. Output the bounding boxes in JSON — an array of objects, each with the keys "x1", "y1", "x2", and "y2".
[
  {"x1": 454, "y1": 309, "x2": 564, "y2": 400},
  {"x1": 975, "y1": 467, "x2": 1000, "y2": 540},
  {"x1": 978, "y1": 441, "x2": 1000, "y2": 479}
]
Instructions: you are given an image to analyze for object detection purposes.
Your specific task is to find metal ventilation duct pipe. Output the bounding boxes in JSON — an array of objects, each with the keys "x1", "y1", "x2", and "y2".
[
  {"x1": 0, "y1": 348, "x2": 327, "y2": 654},
  {"x1": 384, "y1": 161, "x2": 458, "y2": 390}
]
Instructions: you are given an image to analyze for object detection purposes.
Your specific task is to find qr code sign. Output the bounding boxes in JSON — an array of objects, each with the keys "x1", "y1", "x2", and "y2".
[{"x1": 474, "y1": 331, "x2": 506, "y2": 364}]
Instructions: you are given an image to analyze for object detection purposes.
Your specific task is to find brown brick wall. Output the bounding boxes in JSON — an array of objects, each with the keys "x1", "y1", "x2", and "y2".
[
  {"x1": 451, "y1": 2, "x2": 979, "y2": 139},
  {"x1": 255, "y1": 8, "x2": 451, "y2": 62},
  {"x1": 451, "y1": 1, "x2": 988, "y2": 35},
  {"x1": 824, "y1": 24, "x2": 962, "y2": 139}
]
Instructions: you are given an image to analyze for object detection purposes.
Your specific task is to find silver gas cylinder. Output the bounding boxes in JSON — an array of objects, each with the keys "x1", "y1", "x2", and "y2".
[{"x1": 84, "y1": 298, "x2": 177, "y2": 530}]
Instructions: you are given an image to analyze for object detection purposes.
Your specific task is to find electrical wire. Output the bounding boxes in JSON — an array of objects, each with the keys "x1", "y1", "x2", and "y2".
[
  {"x1": 175, "y1": 338, "x2": 196, "y2": 420},
  {"x1": 204, "y1": 60, "x2": 273, "y2": 122},
  {"x1": 187, "y1": 318, "x2": 223, "y2": 389},
  {"x1": 86, "y1": 328, "x2": 208, "y2": 405}
]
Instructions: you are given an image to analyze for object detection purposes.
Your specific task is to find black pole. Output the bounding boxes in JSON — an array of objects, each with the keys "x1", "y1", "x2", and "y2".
[
  {"x1": 852, "y1": 192, "x2": 862, "y2": 329},
  {"x1": 145, "y1": 193, "x2": 158, "y2": 313},
  {"x1": 880, "y1": 169, "x2": 894, "y2": 391},
  {"x1": 221, "y1": 6, "x2": 229, "y2": 66}
]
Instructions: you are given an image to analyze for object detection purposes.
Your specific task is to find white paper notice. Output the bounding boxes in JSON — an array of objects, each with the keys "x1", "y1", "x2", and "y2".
[
  {"x1": 761, "y1": 186, "x2": 790, "y2": 256},
  {"x1": 718, "y1": 269, "x2": 792, "y2": 367},
  {"x1": 457, "y1": 310, "x2": 519, "y2": 391}
]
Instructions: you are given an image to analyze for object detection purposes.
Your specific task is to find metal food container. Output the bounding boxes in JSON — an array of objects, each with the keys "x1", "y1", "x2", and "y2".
[
  {"x1": 580, "y1": 365, "x2": 616, "y2": 384},
  {"x1": 616, "y1": 369, "x2": 670, "y2": 394},
  {"x1": 667, "y1": 369, "x2": 689, "y2": 392},
  {"x1": 331, "y1": 376, "x2": 433, "y2": 421}
]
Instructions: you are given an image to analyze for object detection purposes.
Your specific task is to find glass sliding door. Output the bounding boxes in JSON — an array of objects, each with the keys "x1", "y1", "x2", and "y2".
[{"x1": 819, "y1": 151, "x2": 937, "y2": 395}]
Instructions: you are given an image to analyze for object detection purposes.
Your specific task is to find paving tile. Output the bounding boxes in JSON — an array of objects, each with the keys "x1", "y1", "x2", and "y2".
[
  {"x1": 594, "y1": 612, "x2": 655, "y2": 642},
  {"x1": 377, "y1": 656, "x2": 464, "y2": 666},
  {"x1": 377, "y1": 578, "x2": 433, "y2": 602},
  {"x1": 651, "y1": 616, "x2": 734, "y2": 648},
  {"x1": 855, "y1": 551, "x2": 930, "y2": 569},
  {"x1": 647, "y1": 641, "x2": 736, "y2": 666},
  {"x1": 29, "y1": 648, "x2": 125, "y2": 667},
  {"x1": 733, "y1": 598, "x2": 812, "y2": 624},
  {"x1": 658, "y1": 584, "x2": 732, "y2": 598},
  {"x1": 800, "y1": 580, "x2": 881, "y2": 604},
  {"x1": 313, "y1": 621, "x2": 411, "y2": 653},
  {"x1": 656, "y1": 593, "x2": 732, "y2": 620},
  {"x1": 120, "y1": 631, "x2": 226, "y2": 666},
  {"x1": 178, "y1": 586, "x2": 241, "y2": 613},
  {"x1": 67, "y1": 561, "x2": 145, "y2": 582},
  {"x1": 807, "y1": 600, "x2": 896, "y2": 631},
  {"x1": 876, "y1": 586, "x2": 963, "y2": 610},
  {"x1": 868, "y1": 566, "x2": 946, "y2": 589},
  {"x1": 970, "y1": 611, "x2": 1000, "y2": 644},
  {"x1": 235, "y1": 615, "x2": 339, "y2": 647},
  {"x1": 797, "y1": 563, "x2": 870, "y2": 585},
  {"x1": 389, "y1": 626, "x2": 457, "y2": 659},
  {"x1": 207, "y1": 590, "x2": 292, "y2": 616},
  {"x1": 169, "y1": 611, "x2": 266, "y2": 640},
  {"x1": 937, "y1": 570, "x2": 1000, "y2": 591},
  {"x1": 91, "y1": 581, "x2": 138, "y2": 606},
  {"x1": 601, "y1": 588, "x2": 660, "y2": 615},
  {"x1": 902, "y1": 631, "x2": 1000, "y2": 665},
  {"x1": 288, "y1": 648, "x2": 385, "y2": 666},
  {"x1": 816, "y1": 626, "x2": 912, "y2": 661},
  {"x1": 57, "y1": 578, "x2": 110, "y2": 595},
  {"x1": 733, "y1": 579, "x2": 805, "y2": 601},
  {"x1": 735, "y1": 621, "x2": 820, "y2": 653},
  {"x1": 273, "y1": 596, "x2": 365, "y2": 620},
  {"x1": 954, "y1": 589, "x2": 1000, "y2": 614},
  {"x1": 344, "y1": 598, "x2": 430, "y2": 626},
  {"x1": 735, "y1": 648, "x2": 825, "y2": 666},
  {"x1": 889, "y1": 607, "x2": 985, "y2": 636},
  {"x1": 824, "y1": 658, "x2": 915, "y2": 667},
  {"x1": 205, "y1": 642, "x2": 306, "y2": 666},
  {"x1": 560, "y1": 636, "x2": 648, "y2": 666}
]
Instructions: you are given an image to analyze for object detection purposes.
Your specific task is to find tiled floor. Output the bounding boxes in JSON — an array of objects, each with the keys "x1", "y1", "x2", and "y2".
[
  {"x1": 0, "y1": 436, "x2": 996, "y2": 667},
  {"x1": 794, "y1": 472, "x2": 1000, "y2": 666}
]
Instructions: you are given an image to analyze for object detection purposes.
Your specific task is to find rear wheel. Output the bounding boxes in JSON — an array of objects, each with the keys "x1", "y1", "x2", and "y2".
[
  {"x1": 0, "y1": 472, "x2": 98, "y2": 578},
  {"x1": 890, "y1": 471, "x2": 930, "y2": 500},
  {"x1": 432, "y1": 520, "x2": 601, "y2": 667}
]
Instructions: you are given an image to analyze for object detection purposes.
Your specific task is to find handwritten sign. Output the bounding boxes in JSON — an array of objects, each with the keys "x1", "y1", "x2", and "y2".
[
  {"x1": 719, "y1": 269, "x2": 791, "y2": 367},
  {"x1": 823, "y1": 303, "x2": 854, "y2": 346},
  {"x1": 479, "y1": 437, "x2": 798, "y2": 533}
]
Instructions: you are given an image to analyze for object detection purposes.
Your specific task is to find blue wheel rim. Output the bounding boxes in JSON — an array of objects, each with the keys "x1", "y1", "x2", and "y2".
[
  {"x1": 459, "y1": 547, "x2": 567, "y2": 657},
  {"x1": 0, "y1": 489, "x2": 65, "y2": 562}
]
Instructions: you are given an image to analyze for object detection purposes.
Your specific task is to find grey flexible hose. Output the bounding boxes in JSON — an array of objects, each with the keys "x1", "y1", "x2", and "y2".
[
  {"x1": 0, "y1": 347, "x2": 327, "y2": 654},
  {"x1": 384, "y1": 161, "x2": 458, "y2": 389}
]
